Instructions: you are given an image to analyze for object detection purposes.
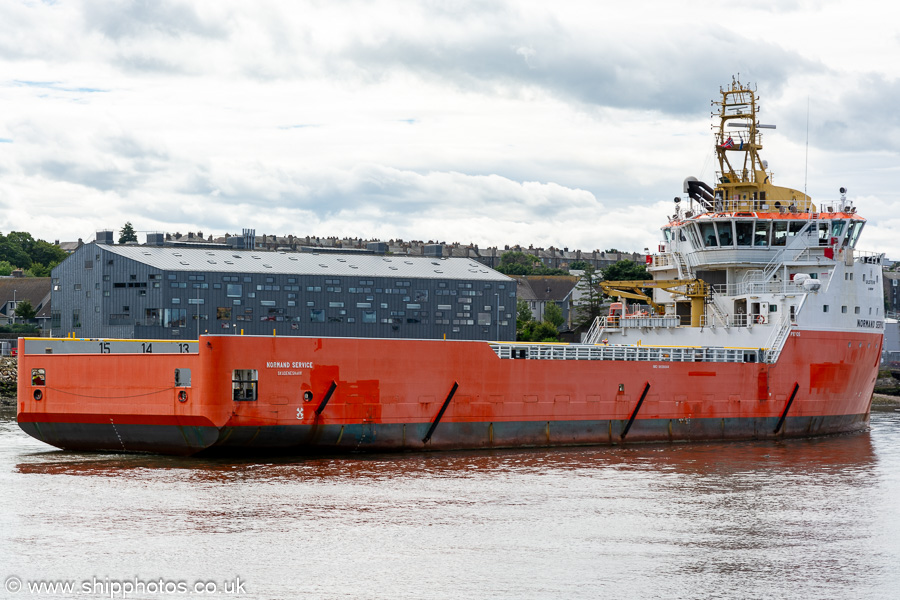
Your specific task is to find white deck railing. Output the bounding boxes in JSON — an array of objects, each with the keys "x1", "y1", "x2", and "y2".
[{"x1": 491, "y1": 342, "x2": 756, "y2": 364}]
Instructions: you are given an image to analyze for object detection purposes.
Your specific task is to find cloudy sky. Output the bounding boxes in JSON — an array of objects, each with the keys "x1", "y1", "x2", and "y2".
[{"x1": 1, "y1": 0, "x2": 899, "y2": 258}]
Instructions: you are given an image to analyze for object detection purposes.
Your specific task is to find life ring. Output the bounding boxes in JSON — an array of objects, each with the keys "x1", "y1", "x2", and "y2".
[
  {"x1": 178, "y1": 390, "x2": 188, "y2": 403},
  {"x1": 756, "y1": 315, "x2": 765, "y2": 324}
]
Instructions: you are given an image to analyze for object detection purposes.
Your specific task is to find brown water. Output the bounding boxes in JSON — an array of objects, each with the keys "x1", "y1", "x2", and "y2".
[{"x1": 2, "y1": 408, "x2": 900, "y2": 599}]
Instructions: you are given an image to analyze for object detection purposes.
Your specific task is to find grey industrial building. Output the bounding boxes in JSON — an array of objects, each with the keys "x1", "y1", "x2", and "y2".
[{"x1": 51, "y1": 240, "x2": 516, "y2": 341}]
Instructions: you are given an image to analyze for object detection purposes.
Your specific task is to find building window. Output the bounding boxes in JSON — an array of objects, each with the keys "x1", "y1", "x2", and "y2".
[
  {"x1": 217, "y1": 308, "x2": 232, "y2": 320},
  {"x1": 163, "y1": 309, "x2": 187, "y2": 327},
  {"x1": 823, "y1": 305, "x2": 829, "y2": 313},
  {"x1": 310, "y1": 309, "x2": 325, "y2": 323},
  {"x1": 72, "y1": 310, "x2": 81, "y2": 328},
  {"x1": 842, "y1": 306, "x2": 848, "y2": 313}
]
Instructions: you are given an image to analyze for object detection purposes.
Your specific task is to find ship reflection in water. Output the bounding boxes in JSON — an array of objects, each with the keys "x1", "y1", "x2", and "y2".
[{"x1": 3, "y1": 407, "x2": 900, "y2": 599}]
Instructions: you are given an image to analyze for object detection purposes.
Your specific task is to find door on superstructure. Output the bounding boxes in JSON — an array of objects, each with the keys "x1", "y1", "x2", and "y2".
[{"x1": 733, "y1": 299, "x2": 747, "y2": 327}]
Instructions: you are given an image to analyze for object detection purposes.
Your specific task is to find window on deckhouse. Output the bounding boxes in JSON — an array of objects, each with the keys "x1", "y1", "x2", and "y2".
[{"x1": 233, "y1": 370, "x2": 258, "y2": 401}]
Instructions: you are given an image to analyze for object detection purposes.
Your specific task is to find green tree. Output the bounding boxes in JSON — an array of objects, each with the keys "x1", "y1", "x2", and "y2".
[
  {"x1": 119, "y1": 222, "x2": 138, "y2": 244},
  {"x1": 27, "y1": 264, "x2": 51, "y2": 277},
  {"x1": 0, "y1": 260, "x2": 14, "y2": 276},
  {"x1": 543, "y1": 301, "x2": 565, "y2": 329},
  {"x1": 14, "y1": 299, "x2": 37, "y2": 321},
  {"x1": 573, "y1": 264, "x2": 604, "y2": 327},
  {"x1": 30, "y1": 239, "x2": 67, "y2": 268},
  {"x1": 0, "y1": 234, "x2": 32, "y2": 269},
  {"x1": 527, "y1": 321, "x2": 561, "y2": 342},
  {"x1": 496, "y1": 251, "x2": 541, "y2": 275},
  {"x1": 0, "y1": 231, "x2": 67, "y2": 275},
  {"x1": 516, "y1": 299, "x2": 533, "y2": 330},
  {"x1": 496, "y1": 251, "x2": 569, "y2": 276},
  {"x1": 601, "y1": 259, "x2": 651, "y2": 284}
]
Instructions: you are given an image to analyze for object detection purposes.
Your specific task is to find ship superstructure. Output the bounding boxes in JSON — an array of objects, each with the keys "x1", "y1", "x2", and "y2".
[{"x1": 582, "y1": 78, "x2": 885, "y2": 362}]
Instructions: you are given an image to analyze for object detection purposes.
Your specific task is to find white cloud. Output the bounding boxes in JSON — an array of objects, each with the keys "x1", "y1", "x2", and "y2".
[{"x1": 0, "y1": 0, "x2": 897, "y2": 261}]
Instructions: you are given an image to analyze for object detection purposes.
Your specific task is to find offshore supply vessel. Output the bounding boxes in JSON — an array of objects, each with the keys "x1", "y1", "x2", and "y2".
[{"x1": 17, "y1": 79, "x2": 885, "y2": 455}]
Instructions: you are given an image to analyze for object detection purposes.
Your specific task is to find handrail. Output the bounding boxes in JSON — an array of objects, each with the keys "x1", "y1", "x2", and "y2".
[
  {"x1": 763, "y1": 314, "x2": 792, "y2": 364},
  {"x1": 582, "y1": 316, "x2": 604, "y2": 345},
  {"x1": 491, "y1": 342, "x2": 756, "y2": 364}
]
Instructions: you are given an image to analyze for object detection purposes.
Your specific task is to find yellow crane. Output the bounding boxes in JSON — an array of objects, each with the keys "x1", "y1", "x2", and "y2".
[{"x1": 598, "y1": 279, "x2": 710, "y2": 327}]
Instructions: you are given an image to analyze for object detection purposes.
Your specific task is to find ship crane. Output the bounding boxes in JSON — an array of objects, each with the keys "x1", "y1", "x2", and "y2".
[{"x1": 599, "y1": 279, "x2": 710, "y2": 327}]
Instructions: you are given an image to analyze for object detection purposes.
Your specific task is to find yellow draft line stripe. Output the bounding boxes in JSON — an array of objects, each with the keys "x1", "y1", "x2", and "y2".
[{"x1": 23, "y1": 337, "x2": 199, "y2": 343}]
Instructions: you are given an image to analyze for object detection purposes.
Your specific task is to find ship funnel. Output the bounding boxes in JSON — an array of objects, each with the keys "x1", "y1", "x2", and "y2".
[{"x1": 683, "y1": 177, "x2": 716, "y2": 210}]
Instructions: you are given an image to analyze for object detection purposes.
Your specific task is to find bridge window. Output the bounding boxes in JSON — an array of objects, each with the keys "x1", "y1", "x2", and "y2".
[
  {"x1": 735, "y1": 221, "x2": 753, "y2": 246},
  {"x1": 754, "y1": 221, "x2": 771, "y2": 246},
  {"x1": 716, "y1": 222, "x2": 733, "y2": 246},
  {"x1": 773, "y1": 221, "x2": 788, "y2": 246},
  {"x1": 699, "y1": 222, "x2": 718, "y2": 247},
  {"x1": 818, "y1": 222, "x2": 830, "y2": 246},
  {"x1": 847, "y1": 221, "x2": 863, "y2": 248},
  {"x1": 831, "y1": 220, "x2": 846, "y2": 237},
  {"x1": 685, "y1": 226, "x2": 701, "y2": 249}
]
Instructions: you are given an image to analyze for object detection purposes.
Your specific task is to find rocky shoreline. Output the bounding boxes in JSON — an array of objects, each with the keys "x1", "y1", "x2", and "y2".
[{"x1": 0, "y1": 357, "x2": 15, "y2": 405}]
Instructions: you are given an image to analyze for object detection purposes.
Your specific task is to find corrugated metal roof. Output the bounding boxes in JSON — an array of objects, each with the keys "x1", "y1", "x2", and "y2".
[
  {"x1": 513, "y1": 276, "x2": 578, "y2": 301},
  {"x1": 98, "y1": 244, "x2": 512, "y2": 281}
]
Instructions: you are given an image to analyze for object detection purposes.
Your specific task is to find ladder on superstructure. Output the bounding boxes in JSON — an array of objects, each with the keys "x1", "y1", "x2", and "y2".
[
  {"x1": 704, "y1": 288, "x2": 730, "y2": 327},
  {"x1": 760, "y1": 221, "x2": 815, "y2": 283},
  {"x1": 582, "y1": 316, "x2": 604, "y2": 345},
  {"x1": 764, "y1": 315, "x2": 793, "y2": 364},
  {"x1": 672, "y1": 251, "x2": 692, "y2": 279}
]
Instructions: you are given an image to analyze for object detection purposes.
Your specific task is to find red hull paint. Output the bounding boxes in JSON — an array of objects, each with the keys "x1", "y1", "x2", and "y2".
[{"x1": 16, "y1": 330, "x2": 879, "y2": 455}]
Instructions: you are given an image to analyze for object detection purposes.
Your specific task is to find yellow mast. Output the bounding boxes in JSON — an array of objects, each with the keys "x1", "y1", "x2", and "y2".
[{"x1": 713, "y1": 77, "x2": 816, "y2": 213}]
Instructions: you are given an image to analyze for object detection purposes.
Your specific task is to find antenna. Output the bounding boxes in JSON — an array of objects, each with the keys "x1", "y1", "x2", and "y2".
[{"x1": 804, "y1": 96, "x2": 810, "y2": 196}]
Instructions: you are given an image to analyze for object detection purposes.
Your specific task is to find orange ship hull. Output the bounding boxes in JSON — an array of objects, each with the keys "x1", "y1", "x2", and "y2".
[{"x1": 16, "y1": 331, "x2": 880, "y2": 455}]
